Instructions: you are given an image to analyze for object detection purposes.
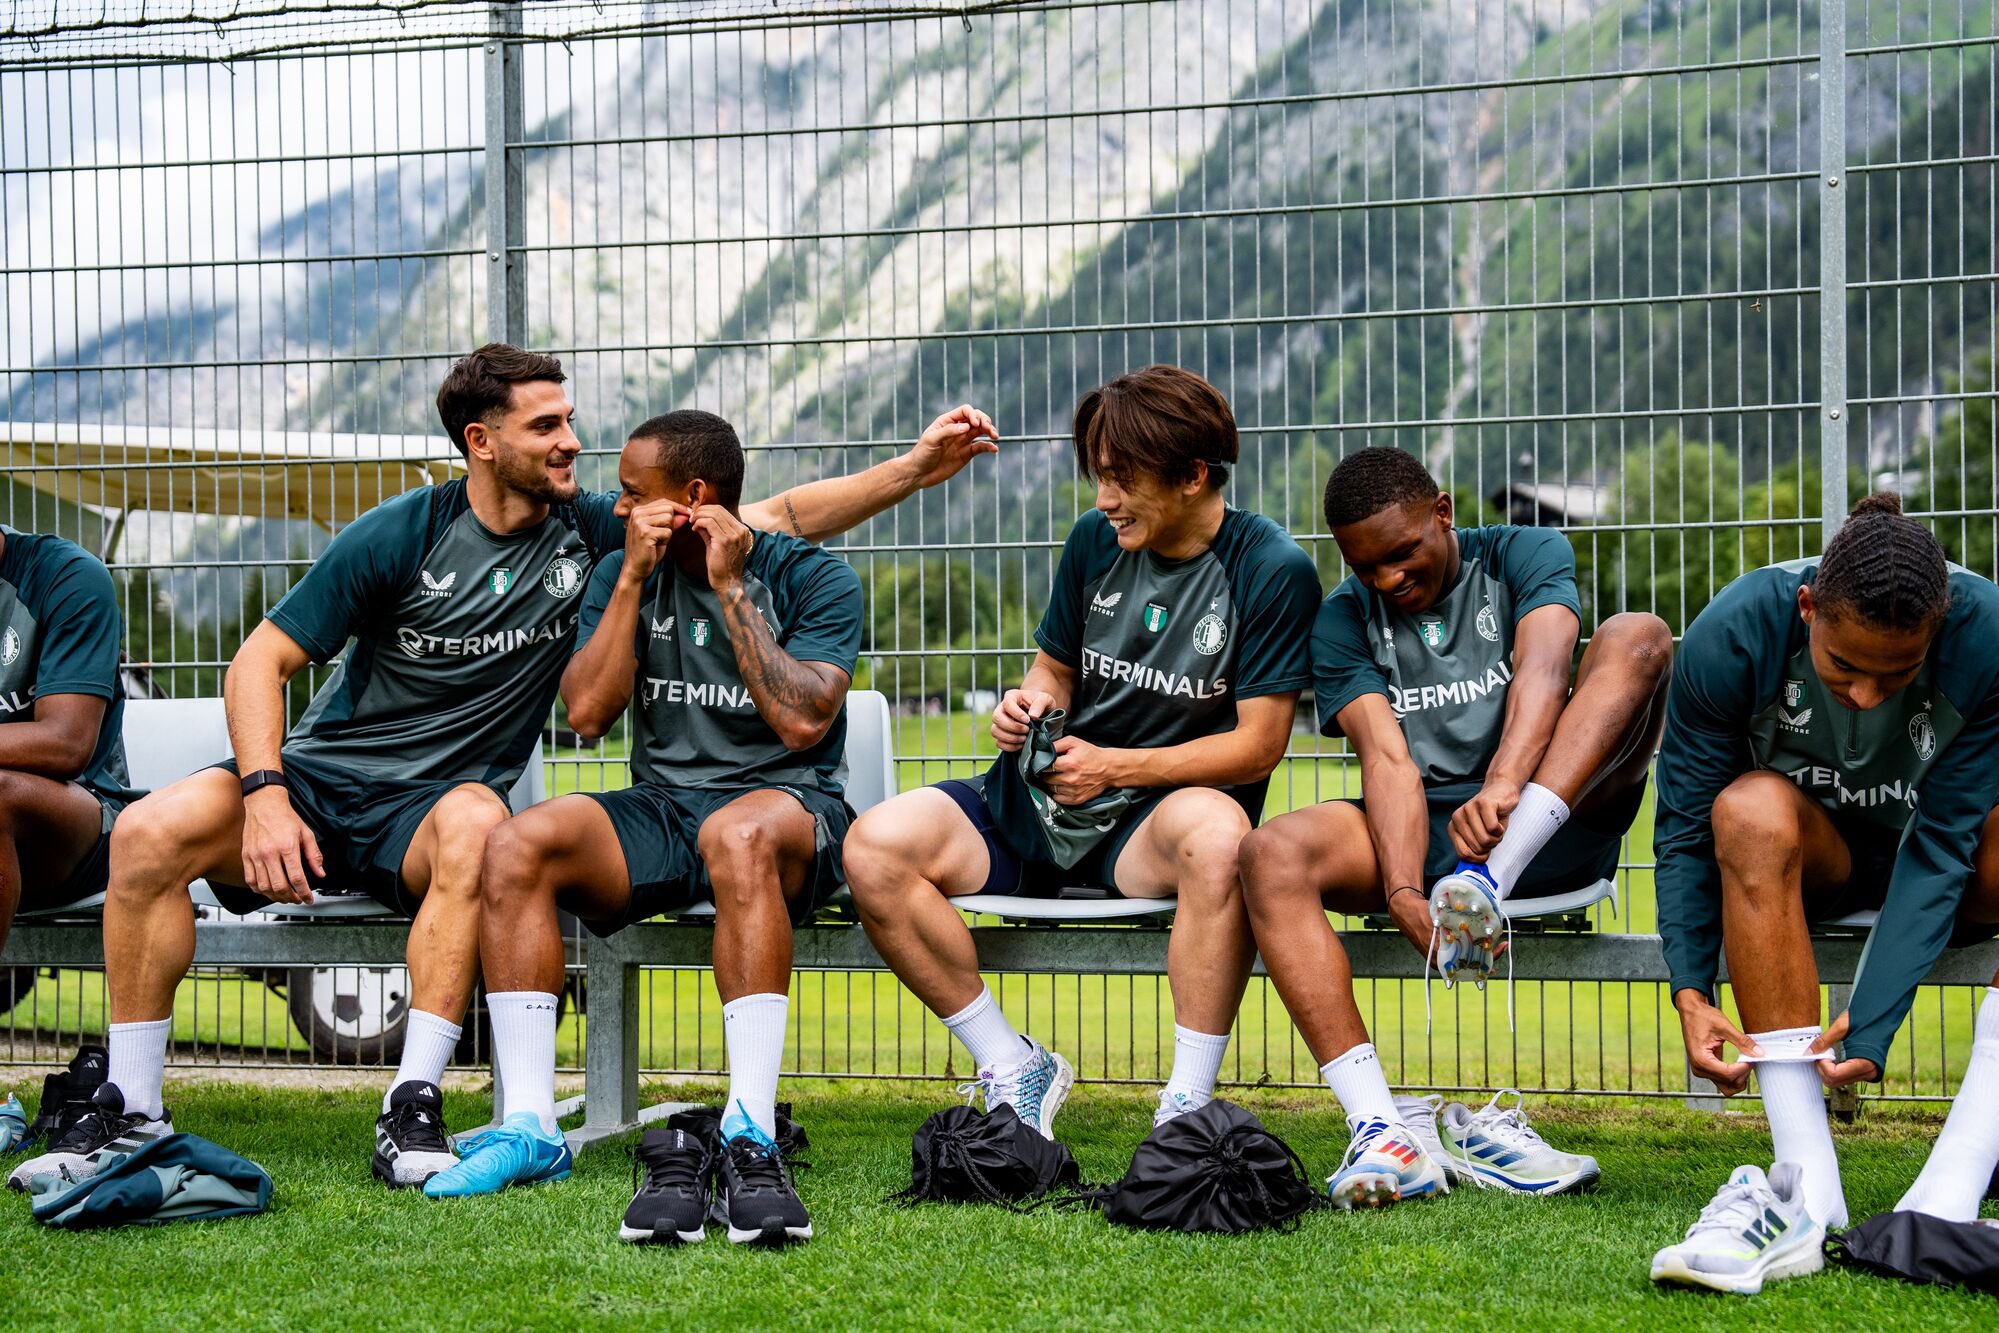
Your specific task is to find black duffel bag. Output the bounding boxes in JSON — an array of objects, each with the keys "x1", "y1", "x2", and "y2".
[
  {"x1": 1827, "y1": 1210, "x2": 1999, "y2": 1294},
  {"x1": 891, "y1": 1103, "x2": 1081, "y2": 1210},
  {"x1": 1084, "y1": 1099, "x2": 1319, "y2": 1234}
]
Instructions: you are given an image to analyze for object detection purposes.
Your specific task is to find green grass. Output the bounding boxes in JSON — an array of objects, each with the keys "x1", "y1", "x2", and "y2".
[{"x1": 0, "y1": 1080, "x2": 1990, "y2": 1329}]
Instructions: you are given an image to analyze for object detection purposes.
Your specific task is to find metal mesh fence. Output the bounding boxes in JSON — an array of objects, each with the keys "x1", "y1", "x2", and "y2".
[{"x1": 1, "y1": 0, "x2": 1995, "y2": 1100}]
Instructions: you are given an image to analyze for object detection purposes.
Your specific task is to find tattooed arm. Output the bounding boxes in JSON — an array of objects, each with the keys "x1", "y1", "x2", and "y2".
[{"x1": 690, "y1": 505, "x2": 853, "y2": 752}]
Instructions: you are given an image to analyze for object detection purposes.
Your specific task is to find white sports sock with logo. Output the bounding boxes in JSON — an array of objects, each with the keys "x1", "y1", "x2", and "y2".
[
  {"x1": 722, "y1": 992, "x2": 789, "y2": 1140},
  {"x1": 107, "y1": 1017, "x2": 172, "y2": 1120},
  {"x1": 385, "y1": 1009, "x2": 463, "y2": 1110},
  {"x1": 1321, "y1": 1042, "x2": 1399, "y2": 1130},
  {"x1": 1754, "y1": 1026, "x2": 1848, "y2": 1229},
  {"x1": 942, "y1": 985, "x2": 1030, "y2": 1072},
  {"x1": 488, "y1": 991, "x2": 560, "y2": 1134},
  {"x1": 1897, "y1": 987, "x2": 1999, "y2": 1222},
  {"x1": 1481, "y1": 783, "x2": 1570, "y2": 901},
  {"x1": 1162, "y1": 1025, "x2": 1231, "y2": 1108}
]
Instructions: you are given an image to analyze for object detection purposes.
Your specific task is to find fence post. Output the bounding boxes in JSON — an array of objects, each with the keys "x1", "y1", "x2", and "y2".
[
  {"x1": 1818, "y1": 0, "x2": 1848, "y2": 542},
  {"x1": 484, "y1": 2, "x2": 526, "y2": 346}
]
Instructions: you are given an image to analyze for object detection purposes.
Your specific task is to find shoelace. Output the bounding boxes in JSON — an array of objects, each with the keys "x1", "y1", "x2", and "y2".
[
  {"x1": 1683, "y1": 1177, "x2": 1778, "y2": 1243},
  {"x1": 49, "y1": 1106, "x2": 129, "y2": 1155},
  {"x1": 957, "y1": 1050, "x2": 1048, "y2": 1126},
  {"x1": 726, "y1": 1138, "x2": 794, "y2": 1198},
  {"x1": 1340, "y1": 1118, "x2": 1399, "y2": 1171},
  {"x1": 387, "y1": 1101, "x2": 450, "y2": 1155},
  {"x1": 1450, "y1": 1089, "x2": 1545, "y2": 1189},
  {"x1": 631, "y1": 1136, "x2": 710, "y2": 1199}
]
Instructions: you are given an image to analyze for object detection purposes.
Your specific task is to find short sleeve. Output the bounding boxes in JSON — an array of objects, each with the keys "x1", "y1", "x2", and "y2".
[
  {"x1": 28, "y1": 550, "x2": 123, "y2": 701},
  {"x1": 1310, "y1": 581, "x2": 1387, "y2": 735},
  {"x1": 576, "y1": 550, "x2": 627, "y2": 654},
  {"x1": 1228, "y1": 529, "x2": 1321, "y2": 700},
  {"x1": 781, "y1": 552, "x2": 864, "y2": 674},
  {"x1": 265, "y1": 491, "x2": 428, "y2": 661},
  {"x1": 1033, "y1": 513, "x2": 1113, "y2": 668},
  {"x1": 1490, "y1": 526, "x2": 1581, "y2": 623}
]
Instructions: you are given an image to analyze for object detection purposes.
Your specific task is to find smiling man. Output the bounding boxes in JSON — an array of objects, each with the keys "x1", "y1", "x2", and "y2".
[
  {"x1": 1237, "y1": 445, "x2": 1669, "y2": 1207},
  {"x1": 10, "y1": 343, "x2": 998, "y2": 1194},
  {"x1": 844, "y1": 363, "x2": 1321, "y2": 1138}
]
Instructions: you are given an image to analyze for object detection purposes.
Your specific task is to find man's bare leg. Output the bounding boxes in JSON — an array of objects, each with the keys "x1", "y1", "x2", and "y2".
[
  {"x1": 1711, "y1": 769, "x2": 1857, "y2": 1228},
  {"x1": 0, "y1": 771, "x2": 110, "y2": 952},
  {"x1": 1113, "y1": 788, "x2": 1255, "y2": 1118},
  {"x1": 697, "y1": 789, "x2": 817, "y2": 1138},
  {"x1": 847, "y1": 788, "x2": 1070, "y2": 1125}
]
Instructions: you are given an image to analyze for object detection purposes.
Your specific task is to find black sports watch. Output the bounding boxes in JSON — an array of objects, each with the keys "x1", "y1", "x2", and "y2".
[{"x1": 239, "y1": 769, "x2": 290, "y2": 798}]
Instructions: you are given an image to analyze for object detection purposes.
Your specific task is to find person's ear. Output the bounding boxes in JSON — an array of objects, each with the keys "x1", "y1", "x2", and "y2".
[
  {"x1": 462, "y1": 419, "x2": 495, "y2": 462},
  {"x1": 687, "y1": 477, "x2": 707, "y2": 507},
  {"x1": 1797, "y1": 583, "x2": 1816, "y2": 626},
  {"x1": 1434, "y1": 489, "x2": 1454, "y2": 527}
]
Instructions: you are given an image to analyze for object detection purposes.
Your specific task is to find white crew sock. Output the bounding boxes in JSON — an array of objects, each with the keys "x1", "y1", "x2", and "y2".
[
  {"x1": 1481, "y1": 782, "x2": 1571, "y2": 900},
  {"x1": 1162, "y1": 1025, "x2": 1231, "y2": 1109},
  {"x1": 384, "y1": 1009, "x2": 463, "y2": 1110},
  {"x1": 1754, "y1": 1025, "x2": 1848, "y2": 1229},
  {"x1": 1321, "y1": 1042, "x2": 1399, "y2": 1130},
  {"x1": 488, "y1": 991, "x2": 560, "y2": 1134},
  {"x1": 1898, "y1": 987, "x2": 1999, "y2": 1222},
  {"x1": 106, "y1": 1017, "x2": 172, "y2": 1120},
  {"x1": 942, "y1": 985, "x2": 1031, "y2": 1072},
  {"x1": 722, "y1": 993, "x2": 789, "y2": 1140}
]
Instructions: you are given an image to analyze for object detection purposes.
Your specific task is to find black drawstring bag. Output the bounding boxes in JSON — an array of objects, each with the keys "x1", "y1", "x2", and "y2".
[
  {"x1": 890, "y1": 1104, "x2": 1081, "y2": 1211},
  {"x1": 1079, "y1": 1100, "x2": 1319, "y2": 1234},
  {"x1": 1827, "y1": 1211, "x2": 1999, "y2": 1293}
]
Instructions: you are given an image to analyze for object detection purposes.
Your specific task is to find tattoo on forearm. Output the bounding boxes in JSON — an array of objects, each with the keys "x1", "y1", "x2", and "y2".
[
  {"x1": 783, "y1": 496, "x2": 804, "y2": 537},
  {"x1": 719, "y1": 588, "x2": 837, "y2": 731}
]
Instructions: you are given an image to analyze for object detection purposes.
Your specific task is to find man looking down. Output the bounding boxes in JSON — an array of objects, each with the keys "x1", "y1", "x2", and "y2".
[
  {"x1": 1238, "y1": 445, "x2": 1670, "y2": 1206},
  {"x1": 422, "y1": 411, "x2": 865, "y2": 1251},
  {"x1": 843, "y1": 364, "x2": 1321, "y2": 1138},
  {"x1": 9, "y1": 343, "x2": 998, "y2": 1194}
]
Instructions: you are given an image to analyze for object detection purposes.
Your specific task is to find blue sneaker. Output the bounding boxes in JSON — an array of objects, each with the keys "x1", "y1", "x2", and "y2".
[
  {"x1": 958, "y1": 1037, "x2": 1074, "y2": 1139},
  {"x1": 1327, "y1": 1117, "x2": 1448, "y2": 1210},
  {"x1": 1, "y1": 1095, "x2": 24, "y2": 1154},
  {"x1": 422, "y1": 1112, "x2": 572, "y2": 1198},
  {"x1": 1430, "y1": 861, "x2": 1504, "y2": 951},
  {"x1": 713, "y1": 1103, "x2": 811, "y2": 1244}
]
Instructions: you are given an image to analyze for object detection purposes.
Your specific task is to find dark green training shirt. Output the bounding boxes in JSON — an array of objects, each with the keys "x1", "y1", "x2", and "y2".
[
  {"x1": 576, "y1": 530, "x2": 864, "y2": 794},
  {"x1": 1655, "y1": 558, "x2": 1999, "y2": 1072},
  {"x1": 982, "y1": 507, "x2": 1321, "y2": 861},
  {"x1": 266, "y1": 481, "x2": 622, "y2": 789},
  {"x1": 0, "y1": 527, "x2": 135, "y2": 801},
  {"x1": 1311, "y1": 525, "x2": 1581, "y2": 786}
]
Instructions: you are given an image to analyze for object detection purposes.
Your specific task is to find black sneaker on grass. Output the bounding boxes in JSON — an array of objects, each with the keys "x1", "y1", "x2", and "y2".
[
  {"x1": 25, "y1": 1044, "x2": 107, "y2": 1146},
  {"x1": 621, "y1": 1119, "x2": 717, "y2": 1244},
  {"x1": 6, "y1": 1082, "x2": 172, "y2": 1191},
  {"x1": 712, "y1": 1105, "x2": 811, "y2": 1245},
  {"x1": 372, "y1": 1081, "x2": 458, "y2": 1188}
]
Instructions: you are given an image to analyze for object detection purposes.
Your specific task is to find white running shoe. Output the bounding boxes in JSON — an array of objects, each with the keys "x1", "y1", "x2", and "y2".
[
  {"x1": 1440, "y1": 1089, "x2": 1600, "y2": 1194},
  {"x1": 1391, "y1": 1094, "x2": 1452, "y2": 1179},
  {"x1": 1651, "y1": 1163, "x2": 1826, "y2": 1295},
  {"x1": 1153, "y1": 1089, "x2": 1205, "y2": 1128},
  {"x1": 1327, "y1": 1117, "x2": 1448, "y2": 1210},
  {"x1": 959, "y1": 1037, "x2": 1074, "y2": 1140}
]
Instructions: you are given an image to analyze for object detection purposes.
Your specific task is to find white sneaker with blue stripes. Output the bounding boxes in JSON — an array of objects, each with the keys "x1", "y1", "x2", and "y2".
[
  {"x1": 1651, "y1": 1163, "x2": 1825, "y2": 1295},
  {"x1": 1440, "y1": 1089, "x2": 1600, "y2": 1194}
]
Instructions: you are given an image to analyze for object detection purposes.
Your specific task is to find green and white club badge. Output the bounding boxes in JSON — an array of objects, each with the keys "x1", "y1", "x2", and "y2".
[
  {"x1": 690, "y1": 617, "x2": 713, "y2": 647},
  {"x1": 489, "y1": 568, "x2": 514, "y2": 595},
  {"x1": 1142, "y1": 602, "x2": 1170, "y2": 632},
  {"x1": 1419, "y1": 617, "x2": 1446, "y2": 648}
]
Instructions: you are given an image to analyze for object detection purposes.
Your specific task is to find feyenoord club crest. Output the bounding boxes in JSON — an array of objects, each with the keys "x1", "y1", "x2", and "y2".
[
  {"x1": 1784, "y1": 679, "x2": 1803, "y2": 708},
  {"x1": 1192, "y1": 612, "x2": 1227, "y2": 656},
  {"x1": 0, "y1": 626, "x2": 17, "y2": 666},
  {"x1": 488, "y1": 568, "x2": 514, "y2": 595},
  {"x1": 1475, "y1": 603, "x2": 1500, "y2": 643},
  {"x1": 1419, "y1": 617, "x2": 1446, "y2": 648},
  {"x1": 1910, "y1": 712, "x2": 1937, "y2": 761},
  {"x1": 542, "y1": 556, "x2": 583, "y2": 599},
  {"x1": 1142, "y1": 603, "x2": 1170, "y2": 633},
  {"x1": 690, "y1": 617, "x2": 712, "y2": 647}
]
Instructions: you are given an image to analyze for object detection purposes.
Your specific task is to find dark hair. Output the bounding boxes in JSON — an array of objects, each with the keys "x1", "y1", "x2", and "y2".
[
  {"x1": 435, "y1": 343, "x2": 567, "y2": 457},
  {"x1": 1814, "y1": 492, "x2": 1951, "y2": 631},
  {"x1": 1323, "y1": 446, "x2": 1441, "y2": 529},
  {"x1": 1072, "y1": 365, "x2": 1237, "y2": 490},
  {"x1": 629, "y1": 409, "x2": 745, "y2": 509}
]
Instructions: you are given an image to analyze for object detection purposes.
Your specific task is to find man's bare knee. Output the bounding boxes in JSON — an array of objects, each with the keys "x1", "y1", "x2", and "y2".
[
  {"x1": 108, "y1": 793, "x2": 206, "y2": 900},
  {"x1": 1712, "y1": 774, "x2": 1804, "y2": 885},
  {"x1": 1596, "y1": 611, "x2": 1674, "y2": 677},
  {"x1": 700, "y1": 816, "x2": 790, "y2": 910},
  {"x1": 481, "y1": 817, "x2": 554, "y2": 908},
  {"x1": 843, "y1": 806, "x2": 919, "y2": 907},
  {"x1": 1168, "y1": 798, "x2": 1251, "y2": 893}
]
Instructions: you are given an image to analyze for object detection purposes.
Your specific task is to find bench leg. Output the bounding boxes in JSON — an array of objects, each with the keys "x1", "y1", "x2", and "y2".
[
  {"x1": 1682, "y1": 1056, "x2": 1724, "y2": 1112},
  {"x1": 1825, "y1": 982, "x2": 1861, "y2": 1124},
  {"x1": 566, "y1": 932, "x2": 692, "y2": 1152}
]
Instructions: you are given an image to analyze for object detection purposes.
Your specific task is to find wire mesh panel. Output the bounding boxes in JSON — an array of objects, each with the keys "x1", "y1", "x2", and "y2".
[{"x1": 1, "y1": 0, "x2": 1994, "y2": 1101}]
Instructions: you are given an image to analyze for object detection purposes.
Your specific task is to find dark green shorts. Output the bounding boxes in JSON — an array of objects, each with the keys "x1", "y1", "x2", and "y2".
[
  {"x1": 580, "y1": 781, "x2": 854, "y2": 936},
  {"x1": 1805, "y1": 817, "x2": 1999, "y2": 946},
  {"x1": 207, "y1": 753, "x2": 499, "y2": 915},
  {"x1": 1344, "y1": 776, "x2": 1642, "y2": 895},
  {"x1": 17, "y1": 790, "x2": 125, "y2": 913}
]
